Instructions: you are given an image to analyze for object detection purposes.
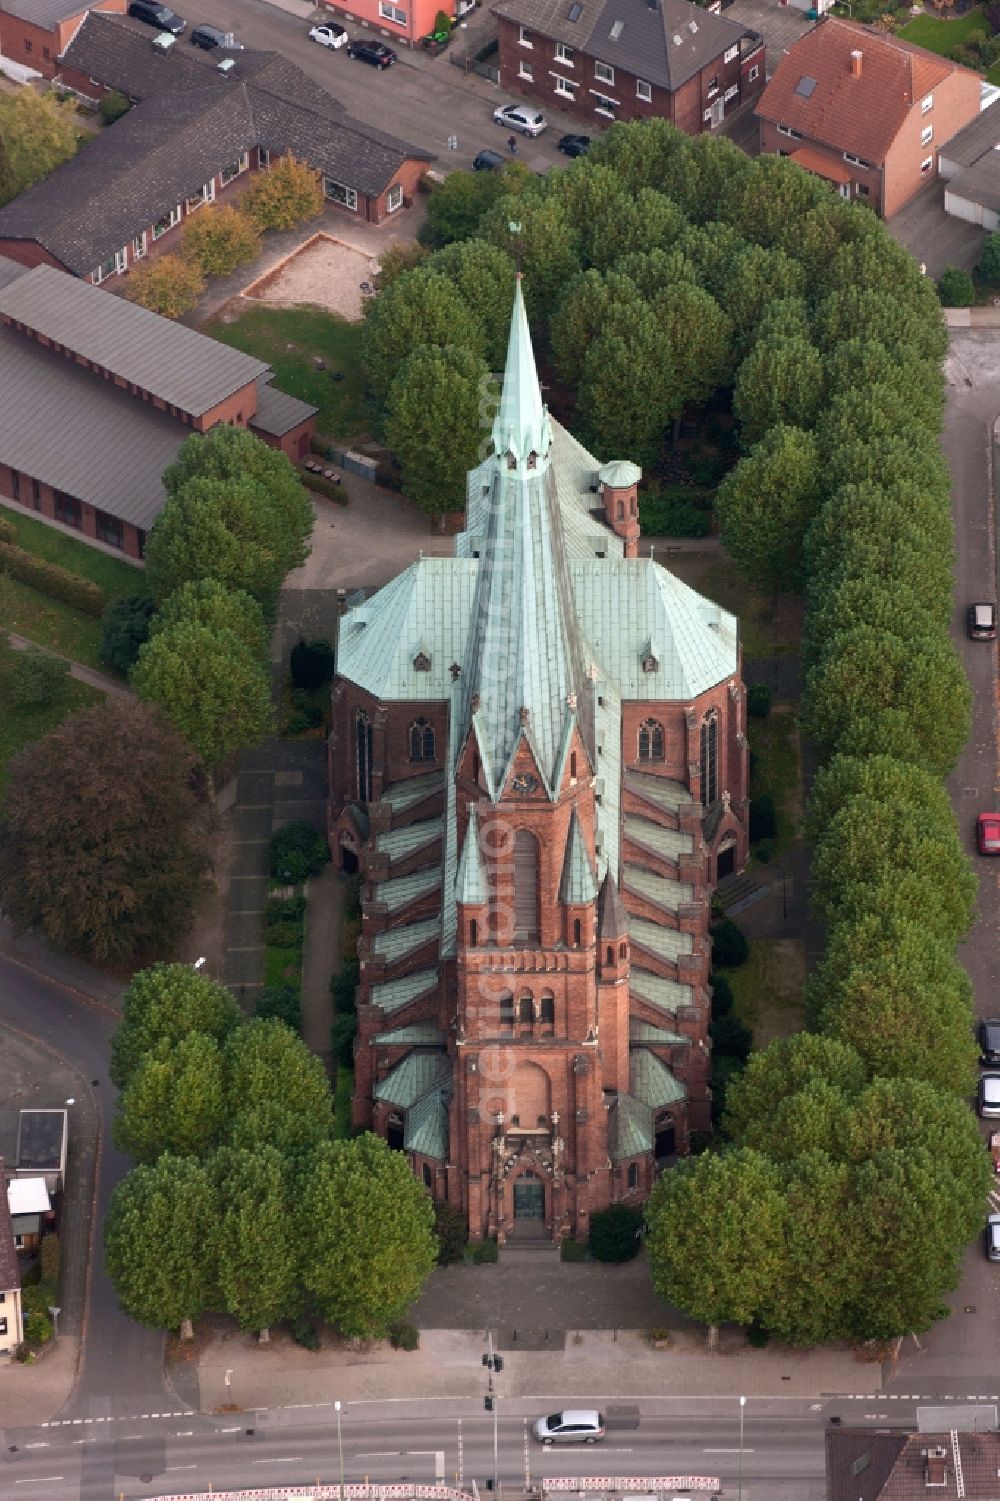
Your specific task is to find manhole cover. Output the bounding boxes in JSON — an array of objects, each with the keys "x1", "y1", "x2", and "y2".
[{"x1": 964, "y1": 788, "x2": 979, "y2": 797}]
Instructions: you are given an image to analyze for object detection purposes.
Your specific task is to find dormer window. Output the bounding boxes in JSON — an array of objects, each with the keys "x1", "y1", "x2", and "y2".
[
  {"x1": 506, "y1": 452, "x2": 517, "y2": 470},
  {"x1": 642, "y1": 654, "x2": 658, "y2": 673},
  {"x1": 413, "y1": 651, "x2": 431, "y2": 672},
  {"x1": 527, "y1": 451, "x2": 537, "y2": 470}
]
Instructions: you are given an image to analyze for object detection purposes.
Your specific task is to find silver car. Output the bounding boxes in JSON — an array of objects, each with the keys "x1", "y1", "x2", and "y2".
[
  {"x1": 979, "y1": 1073, "x2": 1000, "y2": 1118},
  {"x1": 493, "y1": 102, "x2": 547, "y2": 137},
  {"x1": 532, "y1": 1410, "x2": 605, "y2": 1444}
]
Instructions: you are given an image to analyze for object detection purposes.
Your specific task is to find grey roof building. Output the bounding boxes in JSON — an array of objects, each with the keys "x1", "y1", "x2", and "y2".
[{"x1": 939, "y1": 97, "x2": 1000, "y2": 231}]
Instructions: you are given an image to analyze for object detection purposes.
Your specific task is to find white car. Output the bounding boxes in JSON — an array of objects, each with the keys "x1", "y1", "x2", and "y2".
[
  {"x1": 493, "y1": 102, "x2": 547, "y2": 137},
  {"x1": 309, "y1": 21, "x2": 348, "y2": 48}
]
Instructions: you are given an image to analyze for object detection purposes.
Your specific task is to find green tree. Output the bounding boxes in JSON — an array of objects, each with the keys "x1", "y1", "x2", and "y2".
[
  {"x1": 753, "y1": 295, "x2": 812, "y2": 345},
  {"x1": 576, "y1": 311, "x2": 677, "y2": 468},
  {"x1": 806, "y1": 754, "x2": 957, "y2": 847},
  {"x1": 804, "y1": 485, "x2": 953, "y2": 602},
  {"x1": 113, "y1": 1033, "x2": 226, "y2": 1162},
  {"x1": 717, "y1": 244, "x2": 806, "y2": 350},
  {"x1": 938, "y1": 265, "x2": 975, "y2": 307},
  {"x1": 979, "y1": 228, "x2": 1000, "y2": 282},
  {"x1": 480, "y1": 191, "x2": 582, "y2": 327},
  {"x1": 676, "y1": 219, "x2": 747, "y2": 302},
  {"x1": 104, "y1": 1156, "x2": 217, "y2": 1338},
  {"x1": 646, "y1": 1150, "x2": 788, "y2": 1342},
  {"x1": 426, "y1": 240, "x2": 516, "y2": 369},
  {"x1": 242, "y1": 153, "x2": 323, "y2": 230},
  {"x1": 803, "y1": 575, "x2": 948, "y2": 666},
  {"x1": 362, "y1": 268, "x2": 485, "y2": 408},
  {"x1": 613, "y1": 246, "x2": 699, "y2": 299},
  {"x1": 764, "y1": 1152, "x2": 858, "y2": 1345},
  {"x1": 652, "y1": 281, "x2": 734, "y2": 407},
  {"x1": 182, "y1": 204, "x2": 262, "y2": 276},
  {"x1": 550, "y1": 269, "x2": 645, "y2": 386},
  {"x1": 589, "y1": 116, "x2": 698, "y2": 206},
  {"x1": 554, "y1": 165, "x2": 685, "y2": 271},
  {"x1": 132, "y1": 619, "x2": 273, "y2": 771},
  {"x1": 822, "y1": 338, "x2": 940, "y2": 419},
  {"x1": 717, "y1": 151, "x2": 828, "y2": 249},
  {"x1": 723, "y1": 1032, "x2": 869, "y2": 1153},
  {"x1": 111, "y1": 962, "x2": 242, "y2": 1088},
  {"x1": 224, "y1": 1018, "x2": 334, "y2": 1156},
  {"x1": 819, "y1": 432, "x2": 950, "y2": 505},
  {"x1": 0, "y1": 701, "x2": 206, "y2": 965},
  {"x1": 374, "y1": 240, "x2": 429, "y2": 291},
  {"x1": 385, "y1": 344, "x2": 491, "y2": 520},
  {"x1": 814, "y1": 287, "x2": 948, "y2": 365},
  {"x1": 149, "y1": 578, "x2": 269, "y2": 661},
  {"x1": 817, "y1": 381, "x2": 940, "y2": 458},
  {"x1": 733, "y1": 335, "x2": 824, "y2": 447},
  {"x1": 99, "y1": 594, "x2": 157, "y2": 675},
  {"x1": 299, "y1": 1133, "x2": 437, "y2": 1337},
  {"x1": 213, "y1": 1146, "x2": 299, "y2": 1337},
  {"x1": 0, "y1": 89, "x2": 78, "y2": 205},
  {"x1": 123, "y1": 254, "x2": 206, "y2": 319},
  {"x1": 827, "y1": 233, "x2": 932, "y2": 307},
  {"x1": 715, "y1": 425, "x2": 819, "y2": 593},
  {"x1": 802, "y1": 626, "x2": 971, "y2": 778},
  {"x1": 99, "y1": 89, "x2": 131, "y2": 127},
  {"x1": 419, "y1": 165, "x2": 520, "y2": 250},
  {"x1": 11, "y1": 646, "x2": 70, "y2": 709}
]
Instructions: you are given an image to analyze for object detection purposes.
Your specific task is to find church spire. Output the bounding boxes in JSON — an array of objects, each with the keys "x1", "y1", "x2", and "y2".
[{"x1": 491, "y1": 275, "x2": 551, "y2": 463}]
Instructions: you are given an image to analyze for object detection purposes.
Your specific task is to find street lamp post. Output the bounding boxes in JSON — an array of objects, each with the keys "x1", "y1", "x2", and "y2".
[
  {"x1": 460, "y1": 19, "x2": 469, "y2": 72},
  {"x1": 335, "y1": 1399, "x2": 345, "y2": 1501},
  {"x1": 483, "y1": 1330, "x2": 503, "y2": 1498},
  {"x1": 738, "y1": 1394, "x2": 746, "y2": 1501}
]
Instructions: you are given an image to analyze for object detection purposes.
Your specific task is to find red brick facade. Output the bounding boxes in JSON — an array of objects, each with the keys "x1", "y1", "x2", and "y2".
[{"x1": 0, "y1": 467, "x2": 146, "y2": 559}]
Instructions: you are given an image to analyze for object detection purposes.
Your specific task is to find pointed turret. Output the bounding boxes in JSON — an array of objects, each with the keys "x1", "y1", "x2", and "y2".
[
  {"x1": 456, "y1": 805, "x2": 488, "y2": 905},
  {"x1": 559, "y1": 810, "x2": 598, "y2": 905},
  {"x1": 597, "y1": 871, "x2": 629, "y2": 941},
  {"x1": 491, "y1": 276, "x2": 552, "y2": 463}
]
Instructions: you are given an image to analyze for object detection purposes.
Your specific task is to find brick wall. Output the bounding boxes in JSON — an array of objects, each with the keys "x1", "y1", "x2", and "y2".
[
  {"x1": 0, "y1": 474, "x2": 144, "y2": 559},
  {"x1": 882, "y1": 63, "x2": 980, "y2": 219}
]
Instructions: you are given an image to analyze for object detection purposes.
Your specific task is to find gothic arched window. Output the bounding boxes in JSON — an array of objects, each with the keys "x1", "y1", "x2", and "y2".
[
  {"x1": 638, "y1": 718, "x2": 664, "y2": 762},
  {"x1": 700, "y1": 712, "x2": 718, "y2": 805},
  {"x1": 499, "y1": 992, "x2": 514, "y2": 1033},
  {"x1": 519, "y1": 994, "x2": 534, "y2": 1023},
  {"x1": 409, "y1": 717, "x2": 435, "y2": 762},
  {"x1": 573, "y1": 918, "x2": 582, "y2": 947},
  {"x1": 513, "y1": 829, "x2": 540, "y2": 943},
  {"x1": 355, "y1": 709, "x2": 373, "y2": 803},
  {"x1": 540, "y1": 993, "x2": 554, "y2": 1026},
  {"x1": 627, "y1": 1162, "x2": 638, "y2": 1190}
]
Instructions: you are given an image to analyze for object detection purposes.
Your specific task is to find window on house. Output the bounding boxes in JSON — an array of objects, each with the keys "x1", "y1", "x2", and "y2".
[
  {"x1": 469, "y1": 918, "x2": 478, "y2": 947},
  {"x1": 843, "y1": 151, "x2": 871, "y2": 168},
  {"x1": 0, "y1": 1317, "x2": 7, "y2": 1336},
  {"x1": 513, "y1": 829, "x2": 539, "y2": 943},
  {"x1": 519, "y1": 59, "x2": 533, "y2": 80},
  {"x1": 93, "y1": 249, "x2": 126, "y2": 284},
  {"x1": 422, "y1": 1163, "x2": 432, "y2": 1187},
  {"x1": 593, "y1": 93, "x2": 616, "y2": 117},
  {"x1": 748, "y1": 64, "x2": 759, "y2": 81},
  {"x1": 23, "y1": 38, "x2": 31, "y2": 51},
  {"x1": 152, "y1": 205, "x2": 181, "y2": 240},
  {"x1": 703, "y1": 108, "x2": 712, "y2": 122},
  {"x1": 355, "y1": 709, "x2": 373, "y2": 802},
  {"x1": 921, "y1": 92, "x2": 933, "y2": 113},
  {"x1": 55, "y1": 491, "x2": 82, "y2": 530},
  {"x1": 518, "y1": 995, "x2": 533, "y2": 1023},
  {"x1": 10, "y1": 469, "x2": 19, "y2": 502},
  {"x1": 519, "y1": 24, "x2": 532, "y2": 45},
  {"x1": 95, "y1": 509, "x2": 124, "y2": 549},
  {"x1": 724, "y1": 44, "x2": 738, "y2": 63},
  {"x1": 627, "y1": 1163, "x2": 638, "y2": 1190},
  {"x1": 220, "y1": 152, "x2": 250, "y2": 185},
  {"x1": 499, "y1": 993, "x2": 515, "y2": 1032},
  {"x1": 570, "y1": 751, "x2": 578, "y2": 779},
  {"x1": 540, "y1": 994, "x2": 554, "y2": 1026},
  {"x1": 324, "y1": 178, "x2": 359, "y2": 211},
  {"x1": 555, "y1": 75, "x2": 576, "y2": 97},
  {"x1": 259, "y1": 147, "x2": 270, "y2": 167},
  {"x1": 920, "y1": 155, "x2": 933, "y2": 175},
  {"x1": 776, "y1": 123, "x2": 802, "y2": 139},
  {"x1": 573, "y1": 917, "x2": 581, "y2": 946},
  {"x1": 855, "y1": 182, "x2": 870, "y2": 197},
  {"x1": 43, "y1": 46, "x2": 50, "y2": 58},
  {"x1": 636, "y1": 79, "x2": 651, "y2": 102},
  {"x1": 707, "y1": 75, "x2": 719, "y2": 96},
  {"x1": 619, "y1": 941, "x2": 627, "y2": 959},
  {"x1": 701, "y1": 713, "x2": 718, "y2": 804},
  {"x1": 137, "y1": 528, "x2": 146, "y2": 558},
  {"x1": 387, "y1": 182, "x2": 403, "y2": 213},
  {"x1": 594, "y1": 60, "x2": 614, "y2": 83},
  {"x1": 555, "y1": 42, "x2": 574, "y2": 63},
  {"x1": 409, "y1": 718, "x2": 435, "y2": 762},
  {"x1": 921, "y1": 123, "x2": 933, "y2": 147},
  {"x1": 379, "y1": 1, "x2": 407, "y2": 21},
  {"x1": 132, "y1": 231, "x2": 147, "y2": 259},
  {"x1": 724, "y1": 83, "x2": 738, "y2": 102},
  {"x1": 31, "y1": 477, "x2": 40, "y2": 510},
  {"x1": 638, "y1": 718, "x2": 664, "y2": 762},
  {"x1": 185, "y1": 180, "x2": 216, "y2": 213}
]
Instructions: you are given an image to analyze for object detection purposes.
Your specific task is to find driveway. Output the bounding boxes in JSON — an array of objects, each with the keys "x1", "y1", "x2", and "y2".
[
  {"x1": 723, "y1": 0, "x2": 815, "y2": 73},
  {"x1": 889, "y1": 177, "x2": 987, "y2": 279}
]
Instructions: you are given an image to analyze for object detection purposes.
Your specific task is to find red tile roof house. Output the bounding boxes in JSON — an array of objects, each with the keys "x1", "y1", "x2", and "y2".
[
  {"x1": 492, "y1": 0, "x2": 764, "y2": 136},
  {"x1": 756, "y1": 16, "x2": 981, "y2": 218},
  {"x1": 0, "y1": 12, "x2": 434, "y2": 284},
  {"x1": 0, "y1": 255, "x2": 316, "y2": 561},
  {"x1": 0, "y1": 0, "x2": 125, "y2": 83}
]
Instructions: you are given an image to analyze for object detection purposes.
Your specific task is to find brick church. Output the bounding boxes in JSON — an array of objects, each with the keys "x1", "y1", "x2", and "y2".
[{"x1": 328, "y1": 280, "x2": 749, "y2": 1243}]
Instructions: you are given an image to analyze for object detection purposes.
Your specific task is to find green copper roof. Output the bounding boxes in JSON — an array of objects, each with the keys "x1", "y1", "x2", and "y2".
[
  {"x1": 630, "y1": 1020, "x2": 691, "y2": 1046},
  {"x1": 630, "y1": 916, "x2": 693, "y2": 966},
  {"x1": 456, "y1": 805, "x2": 488, "y2": 905},
  {"x1": 630, "y1": 969, "x2": 694, "y2": 1016},
  {"x1": 560, "y1": 809, "x2": 598, "y2": 905},
  {"x1": 623, "y1": 866, "x2": 693, "y2": 911},
  {"x1": 624, "y1": 771, "x2": 693, "y2": 812},
  {"x1": 370, "y1": 968, "x2": 438, "y2": 1013},
  {"x1": 404, "y1": 1083, "x2": 450, "y2": 1160},
  {"x1": 608, "y1": 1092, "x2": 653, "y2": 1160},
  {"x1": 630, "y1": 1047, "x2": 687, "y2": 1109},
  {"x1": 336, "y1": 558, "x2": 479, "y2": 702},
  {"x1": 491, "y1": 277, "x2": 553, "y2": 464},
  {"x1": 376, "y1": 818, "x2": 443, "y2": 862},
  {"x1": 375, "y1": 868, "x2": 441, "y2": 913},
  {"x1": 376, "y1": 1023, "x2": 446, "y2": 1046},
  {"x1": 374, "y1": 1051, "x2": 452, "y2": 1108},
  {"x1": 625, "y1": 815, "x2": 693, "y2": 863},
  {"x1": 373, "y1": 917, "x2": 439, "y2": 963},
  {"x1": 381, "y1": 773, "x2": 445, "y2": 809}
]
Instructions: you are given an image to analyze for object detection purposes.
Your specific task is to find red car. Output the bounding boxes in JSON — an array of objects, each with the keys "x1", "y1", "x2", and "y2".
[{"x1": 978, "y1": 813, "x2": 1000, "y2": 855}]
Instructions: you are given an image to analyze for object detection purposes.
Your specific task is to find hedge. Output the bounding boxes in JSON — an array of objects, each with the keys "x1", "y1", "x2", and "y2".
[{"x1": 0, "y1": 539, "x2": 105, "y2": 617}]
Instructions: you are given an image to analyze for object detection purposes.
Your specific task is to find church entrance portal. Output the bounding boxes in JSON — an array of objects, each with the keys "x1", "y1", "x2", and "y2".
[
  {"x1": 717, "y1": 844, "x2": 735, "y2": 880},
  {"x1": 513, "y1": 1177, "x2": 544, "y2": 1220}
]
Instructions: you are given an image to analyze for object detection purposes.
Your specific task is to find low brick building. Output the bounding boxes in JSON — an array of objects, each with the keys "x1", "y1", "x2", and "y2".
[
  {"x1": 329, "y1": 280, "x2": 749, "y2": 1243},
  {"x1": 0, "y1": 0, "x2": 125, "y2": 81},
  {"x1": 0, "y1": 257, "x2": 315, "y2": 560},
  {"x1": 756, "y1": 16, "x2": 981, "y2": 218},
  {"x1": 0, "y1": 12, "x2": 433, "y2": 282},
  {"x1": 492, "y1": 0, "x2": 764, "y2": 136}
]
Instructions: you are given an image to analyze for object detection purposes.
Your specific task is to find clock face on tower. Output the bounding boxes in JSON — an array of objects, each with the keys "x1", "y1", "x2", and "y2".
[{"x1": 510, "y1": 772, "x2": 539, "y2": 795}]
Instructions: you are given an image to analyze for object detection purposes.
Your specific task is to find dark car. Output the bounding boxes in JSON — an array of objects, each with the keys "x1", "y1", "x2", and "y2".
[
  {"x1": 347, "y1": 39, "x2": 396, "y2": 67},
  {"x1": 968, "y1": 602, "x2": 997, "y2": 640},
  {"x1": 978, "y1": 813, "x2": 1000, "y2": 856},
  {"x1": 981, "y1": 1019, "x2": 1000, "y2": 1065},
  {"x1": 986, "y1": 1214, "x2": 1000, "y2": 1262},
  {"x1": 473, "y1": 149, "x2": 506, "y2": 171},
  {"x1": 190, "y1": 22, "x2": 240, "y2": 49},
  {"x1": 128, "y1": 0, "x2": 185, "y2": 33},
  {"x1": 558, "y1": 133, "x2": 591, "y2": 157}
]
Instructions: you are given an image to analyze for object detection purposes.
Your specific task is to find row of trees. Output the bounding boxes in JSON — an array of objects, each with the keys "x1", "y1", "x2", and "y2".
[{"x1": 105, "y1": 965, "x2": 438, "y2": 1340}]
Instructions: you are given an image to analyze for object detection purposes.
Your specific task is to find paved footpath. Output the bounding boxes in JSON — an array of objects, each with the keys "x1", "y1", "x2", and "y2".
[{"x1": 6, "y1": 630, "x2": 130, "y2": 697}]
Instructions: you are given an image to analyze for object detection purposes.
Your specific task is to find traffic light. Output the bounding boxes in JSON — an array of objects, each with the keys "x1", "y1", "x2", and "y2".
[
  {"x1": 482, "y1": 1354, "x2": 490, "y2": 1366},
  {"x1": 493, "y1": 1355, "x2": 503, "y2": 1373},
  {"x1": 485, "y1": 1395, "x2": 494, "y2": 1412}
]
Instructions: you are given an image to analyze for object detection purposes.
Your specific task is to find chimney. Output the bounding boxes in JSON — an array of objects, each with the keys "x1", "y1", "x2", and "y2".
[
  {"x1": 850, "y1": 47, "x2": 862, "y2": 77},
  {"x1": 924, "y1": 1446, "x2": 948, "y2": 1487}
]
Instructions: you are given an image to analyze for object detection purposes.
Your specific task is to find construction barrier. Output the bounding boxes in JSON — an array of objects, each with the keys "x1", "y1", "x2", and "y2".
[
  {"x1": 146, "y1": 1482, "x2": 721, "y2": 1501},
  {"x1": 541, "y1": 1480, "x2": 720, "y2": 1494}
]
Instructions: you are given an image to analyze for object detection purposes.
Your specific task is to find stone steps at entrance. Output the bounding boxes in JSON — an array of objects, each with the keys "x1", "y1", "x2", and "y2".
[{"x1": 498, "y1": 1240, "x2": 561, "y2": 1266}]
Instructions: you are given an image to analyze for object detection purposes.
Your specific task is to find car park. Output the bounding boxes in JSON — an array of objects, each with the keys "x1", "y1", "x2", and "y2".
[
  {"x1": 968, "y1": 602, "x2": 997, "y2": 640},
  {"x1": 979, "y1": 1073, "x2": 1000, "y2": 1118},
  {"x1": 981, "y1": 1018, "x2": 1000, "y2": 1066},
  {"x1": 347, "y1": 39, "x2": 396, "y2": 66},
  {"x1": 977, "y1": 813, "x2": 1000, "y2": 855},
  {"x1": 128, "y1": 0, "x2": 185, "y2": 33},
  {"x1": 494, "y1": 103, "x2": 547, "y2": 137},
  {"x1": 558, "y1": 134, "x2": 591, "y2": 157},
  {"x1": 309, "y1": 22, "x2": 348, "y2": 48},
  {"x1": 531, "y1": 1410, "x2": 605, "y2": 1445},
  {"x1": 473, "y1": 149, "x2": 507, "y2": 171},
  {"x1": 190, "y1": 22, "x2": 241, "y2": 48},
  {"x1": 986, "y1": 1214, "x2": 1000, "y2": 1261}
]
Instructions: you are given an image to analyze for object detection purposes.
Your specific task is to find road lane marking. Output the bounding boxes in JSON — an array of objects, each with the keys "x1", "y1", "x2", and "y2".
[
  {"x1": 704, "y1": 1448, "x2": 756, "y2": 1453},
  {"x1": 253, "y1": 1457, "x2": 303, "y2": 1464},
  {"x1": 166, "y1": 1465, "x2": 197, "y2": 1471},
  {"x1": 23, "y1": 1445, "x2": 49, "y2": 1450},
  {"x1": 356, "y1": 1451, "x2": 403, "y2": 1457},
  {"x1": 15, "y1": 1478, "x2": 65, "y2": 1484}
]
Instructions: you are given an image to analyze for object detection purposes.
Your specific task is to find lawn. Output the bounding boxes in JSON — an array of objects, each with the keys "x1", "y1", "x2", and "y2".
[
  {"x1": 0, "y1": 574, "x2": 105, "y2": 670},
  {"x1": 727, "y1": 939, "x2": 807, "y2": 1051},
  {"x1": 0, "y1": 505, "x2": 142, "y2": 601},
  {"x1": 662, "y1": 549, "x2": 803, "y2": 659},
  {"x1": 264, "y1": 944, "x2": 303, "y2": 990},
  {"x1": 204, "y1": 304, "x2": 369, "y2": 444},
  {"x1": 748, "y1": 704, "x2": 802, "y2": 857},
  {"x1": 899, "y1": 9, "x2": 988, "y2": 52},
  {"x1": 0, "y1": 638, "x2": 104, "y2": 792}
]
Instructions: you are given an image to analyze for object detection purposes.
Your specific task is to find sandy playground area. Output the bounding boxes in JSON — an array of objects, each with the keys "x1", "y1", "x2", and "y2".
[{"x1": 244, "y1": 233, "x2": 380, "y2": 321}]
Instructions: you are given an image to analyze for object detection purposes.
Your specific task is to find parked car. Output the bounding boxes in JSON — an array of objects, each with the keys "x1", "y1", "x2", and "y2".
[
  {"x1": 978, "y1": 813, "x2": 1000, "y2": 855},
  {"x1": 347, "y1": 39, "x2": 396, "y2": 67},
  {"x1": 473, "y1": 149, "x2": 507, "y2": 171},
  {"x1": 190, "y1": 22, "x2": 240, "y2": 48},
  {"x1": 981, "y1": 1019, "x2": 1000, "y2": 1066},
  {"x1": 558, "y1": 133, "x2": 591, "y2": 157},
  {"x1": 968, "y1": 602, "x2": 997, "y2": 640},
  {"x1": 309, "y1": 21, "x2": 348, "y2": 48},
  {"x1": 532, "y1": 1410, "x2": 605, "y2": 1445},
  {"x1": 494, "y1": 102, "x2": 547, "y2": 137},
  {"x1": 128, "y1": 0, "x2": 185, "y2": 33},
  {"x1": 979, "y1": 1073, "x2": 1000, "y2": 1118},
  {"x1": 986, "y1": 1214, "x2": 1000, "y2": 1261}
]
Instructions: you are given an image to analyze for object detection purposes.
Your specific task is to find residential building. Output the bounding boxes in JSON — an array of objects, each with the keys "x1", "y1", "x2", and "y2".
[
  {"x1": 328, "y1": 279, "x2": 749, "y2": 1243},
  {"x1": 0, "y1": 13, "x2": 433, "y2": 281},
  {"x1": 320, "y1": 0, "x2": 475, "y2": 50},
  {"x1": 0, "y1": 0, "x2": 125, "y2": 82},
  {"x1": 492, "y1": 0, "x2": 764, "y2": 136},
  {"x1": 756, "y1": 16, "x2": 981, "y2": 218},
  {"x1": 939, "y1": 97, "x2": 1000, "y2": 231},
  {"x1": 13, "y1": 1110, "x2": 69, "y2": 1197},
  {"x1": 0, "y1": 1166, "x2": 24, "y2": 1360},
  {"x1": 0, "y1": 258, "x2": 315, "y2": 560},
  {"x1": 827, "y1": 1426, "x2": 1000, "y2": 1500}
]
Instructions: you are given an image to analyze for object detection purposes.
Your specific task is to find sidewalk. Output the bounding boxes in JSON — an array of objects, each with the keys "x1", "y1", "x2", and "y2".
[
  {"x1": 0, "y1": 915, "x2": 126, "y2": 1010},
  {"x1": 302, "y1": 864, "x2": 345, "y2": 1063},
  {"x1": 6, "y1": 631, "x2": 131, "y2": 698}
]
